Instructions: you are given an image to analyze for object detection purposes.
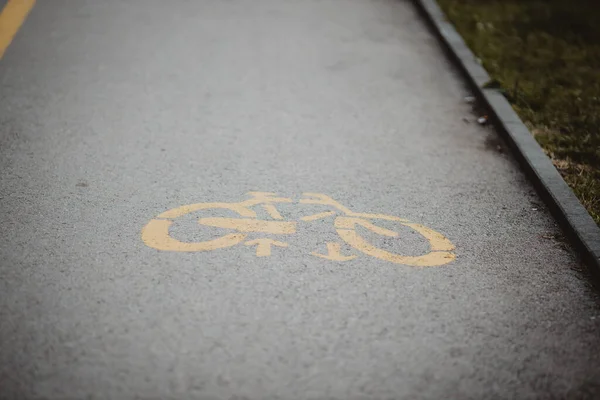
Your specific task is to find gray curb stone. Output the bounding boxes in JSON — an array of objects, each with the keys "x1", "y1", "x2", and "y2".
[{"x1": 414, "y1": 0, "x2": 600, "y2": 274}]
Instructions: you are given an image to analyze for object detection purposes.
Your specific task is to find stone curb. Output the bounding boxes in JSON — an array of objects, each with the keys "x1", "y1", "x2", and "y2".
[{"x1": 414, "y1": 0, "x2": 600, "y2": 274}]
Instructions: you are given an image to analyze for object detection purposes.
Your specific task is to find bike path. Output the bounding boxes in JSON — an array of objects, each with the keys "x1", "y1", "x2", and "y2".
[{"x1": 1, "y1": 0, "x2": 599, "y2": 399}]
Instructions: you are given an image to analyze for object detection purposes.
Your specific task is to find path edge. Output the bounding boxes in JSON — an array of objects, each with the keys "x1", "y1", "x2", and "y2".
[{"x1": 413, "y1": 0, "x2": 600, "y2": 275}]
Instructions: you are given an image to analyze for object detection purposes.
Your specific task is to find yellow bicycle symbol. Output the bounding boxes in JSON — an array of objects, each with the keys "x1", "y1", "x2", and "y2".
[{"x1": 141, "y1": 192, "x2": 456, "y2": 267}]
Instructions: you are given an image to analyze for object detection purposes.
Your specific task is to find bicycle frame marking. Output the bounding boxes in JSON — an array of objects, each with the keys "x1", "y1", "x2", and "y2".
[{"x1": 141, "y1": 192, "x2": 456, "y2": 267}]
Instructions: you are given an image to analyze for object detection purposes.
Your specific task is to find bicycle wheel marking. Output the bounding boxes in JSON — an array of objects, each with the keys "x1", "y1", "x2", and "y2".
[
  {"x1": 141, "y1": 219, "x2": 247, "y2": 252},
  {"x1": 141, "y1": 192, "x2": 456, "y2": 267}
]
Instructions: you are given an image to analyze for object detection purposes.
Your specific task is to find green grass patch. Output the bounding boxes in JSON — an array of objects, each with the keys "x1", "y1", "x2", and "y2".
[{"x1": 437, "y1": 0, "x2": 600, "y2": 225}]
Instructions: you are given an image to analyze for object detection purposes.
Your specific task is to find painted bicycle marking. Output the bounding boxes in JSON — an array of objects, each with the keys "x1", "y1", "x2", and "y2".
[{"x1": 141, "y1": 192, "x2": 456, "y2": 267}]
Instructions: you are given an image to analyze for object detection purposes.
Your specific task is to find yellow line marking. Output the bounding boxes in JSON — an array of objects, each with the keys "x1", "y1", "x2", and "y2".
[
  {"x1": 347, "y1": 212, "x2": 408, "y2": 222},
  {"x1": 300, "y1": 193, "x2": 354, "y2": 215},
  {"x1": 335, "y1": 217, "x2": 399, "y2": 237},
  {"x1": 198, "y1": 217, "x2": 296, "y2": 234},
  {"x1": 300, "y1": 211, "x2": 336, "y2": 222},
  {"x1": 0, "y1": 0, "x2": 35, "y2": 60},
  {"x1": 263, "y1": 204, "x2": 284, "y2": 220},
  {"x1": 245, "y1": 239, "x2": 288, "y2": 257},
  {"x1": 158, "y1": 202, "x2": 257, "y2": 219}
]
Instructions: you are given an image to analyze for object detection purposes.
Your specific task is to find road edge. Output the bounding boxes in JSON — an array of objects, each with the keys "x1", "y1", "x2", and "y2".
[{"x1": 413, "y1": 0, "x2": 600, "y2": 275}]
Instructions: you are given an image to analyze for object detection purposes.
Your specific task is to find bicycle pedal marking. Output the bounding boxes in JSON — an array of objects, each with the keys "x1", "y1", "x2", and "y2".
[
  {"x1": 245, "y1": 239, "x2": 288, "y2": 257},
  {"x1": 141, "y1": 192, "x2": 456, "y2": 267},
  {"x1": 311, "y1": 242, "x2": 358, "y2": 261}
]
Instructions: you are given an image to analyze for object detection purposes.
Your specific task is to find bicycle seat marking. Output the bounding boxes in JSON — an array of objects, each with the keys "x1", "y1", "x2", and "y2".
[{"x1": 141, "y1": 192, "x2": 456, "y2": 267}]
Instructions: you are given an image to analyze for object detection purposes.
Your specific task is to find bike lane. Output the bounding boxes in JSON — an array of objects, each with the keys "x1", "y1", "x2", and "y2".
[{"x1": 1, "y1": 0, "x2": 599, "y2": 399}]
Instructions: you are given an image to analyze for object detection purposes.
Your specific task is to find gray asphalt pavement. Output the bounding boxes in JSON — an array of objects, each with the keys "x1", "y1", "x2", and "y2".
[{"x1": 1, "y1": 1, "x2": 600, "y2": 399}]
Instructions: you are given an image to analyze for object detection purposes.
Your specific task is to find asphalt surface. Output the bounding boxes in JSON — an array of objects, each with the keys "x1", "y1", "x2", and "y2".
[{"x1": 1, "y1": 1, "x2": 600, "y2": 399}]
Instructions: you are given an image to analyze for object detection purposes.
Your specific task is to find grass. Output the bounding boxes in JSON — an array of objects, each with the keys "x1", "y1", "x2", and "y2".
[{"x1": 437, "y1": 0, "x2": 600, "y2": 225}]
